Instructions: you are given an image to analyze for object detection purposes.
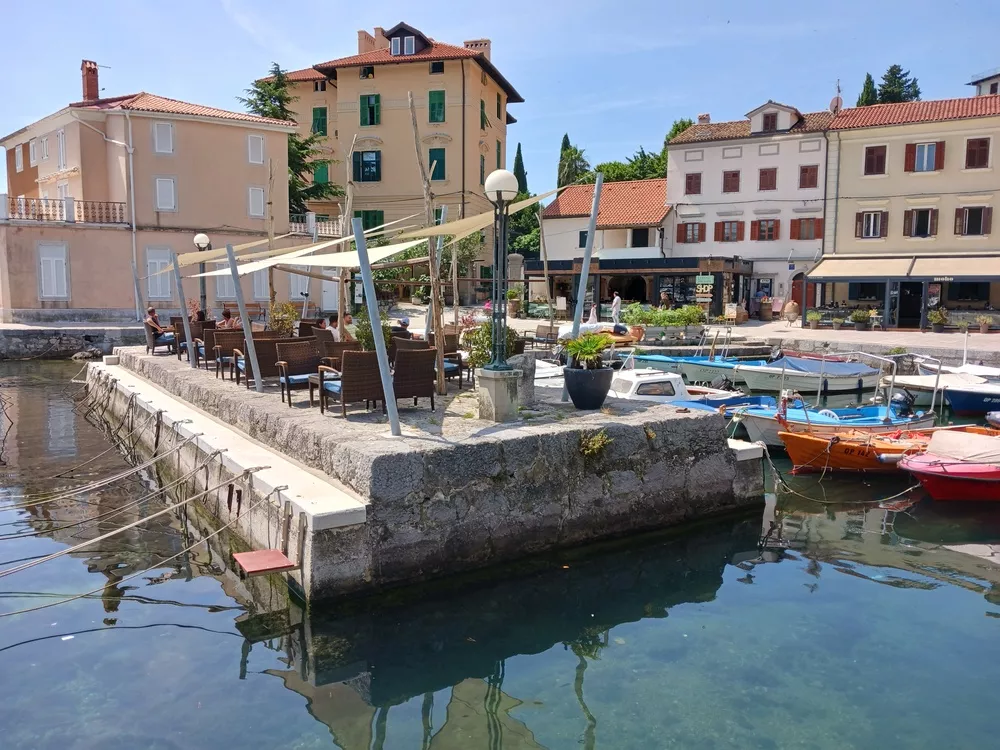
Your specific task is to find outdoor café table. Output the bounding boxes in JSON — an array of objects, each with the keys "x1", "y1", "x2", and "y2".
[{"x1": 308, "y1": 369, "x2": 341, "y2": 407}]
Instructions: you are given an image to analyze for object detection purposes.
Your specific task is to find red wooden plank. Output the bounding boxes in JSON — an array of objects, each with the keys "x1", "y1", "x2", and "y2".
[{"x1": 233, "y1": 549, "x2": 297, "y2": 576}]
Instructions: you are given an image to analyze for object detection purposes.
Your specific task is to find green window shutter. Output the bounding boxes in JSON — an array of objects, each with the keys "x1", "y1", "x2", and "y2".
[
  {"x1": 428, "y1": 90, "x2": 445, "y2": 123},
  {"x1": 480, "y1": 99, "x2": 487, "y2": 129},
  {"x1": 313, "y1": 163, "x2": 329, "y2": 184},
  {"x1": 479, "y1": 155, "x2": 485, "y2": 185},
  {"x1": 496, "y1": 140, "x2": 501, "y2": 170},
  {"x1": 311, "y1": 107, "x2": 327, "y2": 136},
  {"x1": 373, "y1": 151, "x2": 381, "y2": 181},
  {"x1": 359, "y1": 96, "x2": 368, "y2": 126},
  {"x1": 352, "y1": 152, "x2": 362, "y2": 181},
  {"x1": 497, "y1": 93, "x2": 501, "y2": 118},
  {"x1": 429, "y1": 148, "x2": 445, "y2": 181},
  {"x1": 373, "y1": 210, "x2": 384, "y2": 228},
  {"x1": 373, "y1": 94, "x2": 381, "y2": 125}
]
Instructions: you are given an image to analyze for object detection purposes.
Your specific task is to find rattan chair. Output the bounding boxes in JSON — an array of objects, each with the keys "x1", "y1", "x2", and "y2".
[
  {"x1": 392, "y1": 348, "x2": 436, "y2": 410},
  {"x1": 275, "y1": 338, "x2": 320, "y2": 407},
  {"x1": 311, "y1": 327, "x2": 352, "y2": 370},
  {"x1": 297, "y1": 319, "x2": 323, "y2": 337},
  {"x1": 144, "y1": 322, "x2": 175, "y2": 355},
  {"x1": 426, "y1": 332, "x2": 466, "y2": 387},
  {"x1": 233, "y1": 337, "x2": 282, "y2": 388},
  {"x1": 317, "y1": 350, "x2": 385, "y2": 416},
  {"x1": 212, "y1": 330, "x2": 244, "y2": 379},
  {"x1": 176, "y1": 320, "x2": 215, "y2": 362}
]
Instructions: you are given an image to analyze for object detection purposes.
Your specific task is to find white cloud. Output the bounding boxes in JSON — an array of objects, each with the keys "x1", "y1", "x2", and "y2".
[{"x1": 219, "y1": 0, "x2": 308, "y2": 62}]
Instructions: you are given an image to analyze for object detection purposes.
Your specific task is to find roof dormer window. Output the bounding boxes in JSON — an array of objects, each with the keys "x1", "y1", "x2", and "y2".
[
  {"x1": 391, "y1": 37, "x2": 400, "y2": 55},
  {"x1": 762, "y1": 113, "x2": 778, "y2": 132},
  {"x1": 404, "y1": 36, "x2": 415, "y2": 55}
]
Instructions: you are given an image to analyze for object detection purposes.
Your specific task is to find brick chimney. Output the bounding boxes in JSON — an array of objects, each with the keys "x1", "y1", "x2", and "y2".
[
  {"x1": 81, "y1": 59, "x2": 99, "y2": 102},
  {"x1": 697, "y1": 113, "x2": 711, "y2": 124},
  {"x1": 357, "y1": 29, "x2": 375, "y2": 54},
  {"x1": 373, "y1": 26, "x2": 390, "y2": 51},
  {"x1": 464, "y1": 39, "x2": 491, "y2": 60}
]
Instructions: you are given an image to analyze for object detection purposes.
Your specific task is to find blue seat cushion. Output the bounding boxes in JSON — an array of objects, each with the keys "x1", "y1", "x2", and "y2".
[
  {"x1": 197, "y1": 345, "x2": 205, "y2": 356},
  {"x1": 436, "y1": 361, "x2": 460, "y2": 373},
  {"x1": 235, "y1": 357, "x2": 246, "y2": 371},
  {"x1": 322, "y1": 380, "x2": 342, "y2": 394},
  {"x1": 279, "y1": 374, "x2": 311, "y2": 386},
  {"x1": 179, "y1": 340, "x2": 189, "y2": 350}
]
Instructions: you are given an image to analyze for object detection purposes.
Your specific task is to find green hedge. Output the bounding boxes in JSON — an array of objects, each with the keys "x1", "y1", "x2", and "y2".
[{"x1": 620, "y1": 303, "x2": 706, "y2": 327}]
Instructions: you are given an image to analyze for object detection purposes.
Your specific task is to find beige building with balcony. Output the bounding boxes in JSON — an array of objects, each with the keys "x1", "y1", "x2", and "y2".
[
  {"x1": 277, "y1": 22, "x2": 522, "y2": 237},
  {"x1": 1, "y1": 60, "x2": 302, "y2": 322},
  {"x1": 810, "y1": 91, "x2": 1000, "y2": 328}
]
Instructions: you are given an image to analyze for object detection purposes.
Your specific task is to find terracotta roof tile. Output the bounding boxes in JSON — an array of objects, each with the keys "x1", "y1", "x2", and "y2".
[
  {"x1": 542, "y1": 178, "x2": 669, "y2": 228},
  {"x1": 282, "y1": 67, "x2": 327, "y2": 82},
  {"x1": 669, "y1": 111, "x2": 834, "y2": 144},
  {"x1": 830, "y1": 95, "x2": 1000, "y2": 130},
  {"x1": 69, "y1": 92, "x2": 295, "y2": 128}
]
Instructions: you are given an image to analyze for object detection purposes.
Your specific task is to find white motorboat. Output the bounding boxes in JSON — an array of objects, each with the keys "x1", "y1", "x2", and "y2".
[
  {"x1": 913, "y1": 334, "x2": 1000, "y2": 382},
  {"x1": 881, "y1": 373, "x2": 986, "y2": 407},
  {"x1": 734, "y1": 355, "x2": 881, "y2": 393}
]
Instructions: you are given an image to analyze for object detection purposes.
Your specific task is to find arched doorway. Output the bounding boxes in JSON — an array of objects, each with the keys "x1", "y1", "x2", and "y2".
[
  {"x1": 608, "y1": 275, "x2": 647, "y2": 303},
  {"x1": 791, "y1": 272, "x2": 815, "y2": 309}
]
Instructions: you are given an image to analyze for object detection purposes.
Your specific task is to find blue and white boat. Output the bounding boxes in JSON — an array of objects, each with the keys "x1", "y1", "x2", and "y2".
[
  {"x1": 939, "y1": 383, "x2": 1000, "y2": 416},
  {"x1": 622, "y1": 354, "x2": 769, "y2": 385},
  {"x1": 734, "y1": 355, "x2": 881, "y2": 393}
]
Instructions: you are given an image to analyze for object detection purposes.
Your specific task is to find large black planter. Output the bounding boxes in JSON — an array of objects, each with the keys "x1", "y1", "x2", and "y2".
[{"x1": 564, "y1": 366, "x2": 614, "y2": 410}]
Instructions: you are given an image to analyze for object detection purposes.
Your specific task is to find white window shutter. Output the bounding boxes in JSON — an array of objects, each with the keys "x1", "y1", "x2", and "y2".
[
  {"x1": 215, "y1": 263, "x2": 235, "y2": 299},
  {"x1": 249, "y1": 187, "x2": 265, "y2": 218},
  {"x1": 14, "y1": 145, "x2": 22, "y2": 172},
  {"x1": 156, "y1": 178, "x2": 176, "y2": 211},
  {"x1": 146, "y1": 248, "x2": 173, "y2": 299},
  {"x1": 57, "y1": 130, "x2": 66, "y2": 168},
  {"x1": 253, "y1": 269, "x2": 268, "y2": 300},
  {"x1": 154, "y1": 122, "x2": 173, "y2": 154},
  {"x1": 38, "y1": 243, "x2": 68, "y2": 298},
  {"x1": 248, "y1": 135, "x2": 264, "y2": 164}
]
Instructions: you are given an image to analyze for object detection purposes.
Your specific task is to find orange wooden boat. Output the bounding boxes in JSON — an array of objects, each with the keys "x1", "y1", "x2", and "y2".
[{"x1": 779, "y1": 426, "x2": 1000, "y2": 474}]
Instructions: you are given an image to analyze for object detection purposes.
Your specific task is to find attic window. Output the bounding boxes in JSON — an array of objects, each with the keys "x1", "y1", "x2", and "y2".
[
  {"x1": 404, "y1": 36, "x2": 415, "y2": 55},
  {"x1": 360, "y1": 66, "x2": 374, "y2": 79},
  {"x1": 391, "y1": 37, "x2": 400, "y2": 55},
  {"x1": 430, "y1": 61, "x2": 444, "y2": 74},
  {"x1": 762, "y1": 113, "x2": 778, "y2": 132},
  {"x1": 313, "y1": 80, "x2": 326, "y2": 92}
]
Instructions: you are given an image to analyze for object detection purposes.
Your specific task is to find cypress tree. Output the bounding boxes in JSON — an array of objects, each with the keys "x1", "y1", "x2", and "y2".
[
  {"x1": 856, "y1": 73, "x2": 878, "y2": 106},
  {"x1": 512, "y1": 143, "x2": 528, "y2": 194}
]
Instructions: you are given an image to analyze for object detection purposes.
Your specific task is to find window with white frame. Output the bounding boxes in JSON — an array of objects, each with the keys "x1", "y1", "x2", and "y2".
[
  {"x1": 248, "y1": 187, "x2": 266, "y2": 218},
  {"x1": 252, "y1": 269, "x2": 269, "y2": 300},
  {"x1": 40, "y1": 137, "x2": 49, "y2": 161},
  {"x1": 914, "y1": 143, "x2": 937, "y2": 172},
  {"x1": 391, "y1": 37, "x2": 400, "y2": 55},
  {"x1": 29, "y1": 139, "x2": 37, "y2": 166},
  {"x1": 57, "y1": 182, "x2": 69, "y2": 200},
  {"x1": 56, "y1": 129, "x2": 66, "y2": 169},
  {"x1": 38, "y1": 242, "x2": 69, "y2": 300},
  {"x1": 862, "y1": 211, "x2": 882, "y2": 238},
  {"x1": 155, "y1": 178, "x2": 176, "y2": 211},
  {"x1": 153, "y1": 122, "x2": 174, "y2": 154},
  {"x1": 248, "y1": 134, "x2": 265, "y2": 165},
  {"x1": 14, "y1": 144, "x2": 23, "y2": 172},
  {"x1": 404, "y1": 36, "x2": 415, "y2": 55},
  {"x1": 146, "y1": 248, "x2": 172, "y2": 300},
  {"x1": 215, "y1": 263, "x2": 235, "y2": 299},
  {"x1": 290, "y1": 269, "x2": 310, "y2": 302}
]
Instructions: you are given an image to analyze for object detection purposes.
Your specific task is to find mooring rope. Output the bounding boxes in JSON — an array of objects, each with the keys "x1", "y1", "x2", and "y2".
[{"x1": 0, "y1": 478, "x2": 281, "y2": 618}]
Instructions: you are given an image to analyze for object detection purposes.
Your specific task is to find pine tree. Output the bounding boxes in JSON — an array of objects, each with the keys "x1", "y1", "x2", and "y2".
[
  {"x1": 856, "y1": 73, "x2": 878, "y2": 106},
  {"x1": 239, "y1": 62, "x2": 343, "y2": 213},
  {"x1": 877, "y1": 65, "x2": 921, "y2": 104},
  {"x1": 512, "y1": 143, "x2": 528, "y2": 194}
]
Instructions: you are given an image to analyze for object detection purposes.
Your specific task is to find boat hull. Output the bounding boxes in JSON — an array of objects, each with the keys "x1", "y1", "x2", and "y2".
[
  {"x1": 736, "y1": 367, "x2": 880, "y2": 393},
  {"x1": 900, "y1": 452, "x2": 1000, "y2": 501},
  {"x1": 939, "y1": 386, "x2": 1000, "y2": 416},
  {"x1": 739, "y1": 411, "x2": 937, "y2": 448}
]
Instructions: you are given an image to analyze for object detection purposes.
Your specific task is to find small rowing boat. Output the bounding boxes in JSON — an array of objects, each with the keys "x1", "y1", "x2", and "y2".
[{"x1": 900, "y1": 430, "x2": 1000, "y2": 501}]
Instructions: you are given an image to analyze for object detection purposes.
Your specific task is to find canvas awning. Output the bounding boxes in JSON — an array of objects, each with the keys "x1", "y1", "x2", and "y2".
[
  {"x1": 808, "y1": 254, "x2": 1000, "y2": 282},
  {"x1": 806, "y1": 257, "x2": 914, "y2": 280},
  {"x1": 909, "y1": 255, "x2": 1000, "y2": 280},
  {"x1": 193, "y1": 239, "x2": 427, "y2": 278}
]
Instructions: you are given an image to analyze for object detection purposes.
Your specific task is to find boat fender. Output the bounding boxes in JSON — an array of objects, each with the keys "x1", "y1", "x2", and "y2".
[
  {"x1": 877, "y1": 453, "x2": 903, "y2": 464},
  {"x1": 818, "y1": 409, "x2": 840, "y2": 420}
]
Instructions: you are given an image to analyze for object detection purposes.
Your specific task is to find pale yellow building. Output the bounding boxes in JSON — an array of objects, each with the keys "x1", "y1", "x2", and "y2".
[
  {"x1": 1, "y1": 60, "x2": 302, "y2": 322},
  {"x1": 811, "y1": 91, "x2": 1000, "y2": 328},
  {"x1": 279, "y1": 22, "x2": 523, "y2": 233}
]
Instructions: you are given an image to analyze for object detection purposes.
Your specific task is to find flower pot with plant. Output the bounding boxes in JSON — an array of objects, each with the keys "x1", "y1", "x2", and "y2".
[
  {"x1": 806, "y1": 310, "x2": 822, "y2": 330},
  {"x1": 506, "y1": 286, "x2": 523, "y2": 317},
  {"x1": 621, "y1": 303, "x2": 647, "y2": 341},
  {"x1": 977, "y1": 314, "x2": 993, "y2": 334},
  {"x1": 927, "y1": 307, "x2": 948, "y2": 333},
  {"x1": 849, "y1": 309, "x2": 871, "y2": 331},
  {"x1": 563, "y1": 332, "x2": 614, "y2": 410},
  {"x1": 831, "y1": 317, "x2": 845, "y2": 331}
]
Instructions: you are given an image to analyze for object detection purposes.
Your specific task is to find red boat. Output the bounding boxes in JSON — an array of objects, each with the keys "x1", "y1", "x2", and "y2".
[{"x1": 899, "y1": 430, "x2": 1000, "y2": 501}]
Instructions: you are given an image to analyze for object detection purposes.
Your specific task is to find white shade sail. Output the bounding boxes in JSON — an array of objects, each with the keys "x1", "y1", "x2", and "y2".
[
  {"x1": 194, "y1": 239, "x2": 428, "y2": 278},
  {"x1": 396, "y1": 188, "x2": 560, "y2": 240}
]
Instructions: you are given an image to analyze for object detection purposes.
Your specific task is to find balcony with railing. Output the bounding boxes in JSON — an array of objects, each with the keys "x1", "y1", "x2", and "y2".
[
  {"x1": 290, "y1": 212, "x2": 344, "y2": 238},
  {"x1": 0, "y1": 195, "x2": 129, "y2": 226}
]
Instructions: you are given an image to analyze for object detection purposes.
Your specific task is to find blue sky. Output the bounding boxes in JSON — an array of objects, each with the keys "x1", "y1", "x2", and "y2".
[{"x1": 2, "y1": 0, "x2": 998, "y2": 193}]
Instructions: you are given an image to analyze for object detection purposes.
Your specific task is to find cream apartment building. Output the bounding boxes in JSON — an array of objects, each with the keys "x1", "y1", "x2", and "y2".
[
  {"x1": 1, "y1": 61, "x2": 300, "y2": 322},
  {"x1": 811, "y1": 92, "x2": 1000, "y2": 328},
  {"x1": 278, "y1": 22, "x2": 523, "y2": 233}
]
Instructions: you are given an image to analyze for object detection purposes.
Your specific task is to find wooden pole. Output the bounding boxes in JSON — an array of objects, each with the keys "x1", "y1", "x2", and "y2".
[
  {"x1": 339, "y1": 135, "x2": 358, "y2": 339},
  {"x1": 538, "y1": 207, "x2": 554, "y2": 331},
  {"x1": 452, "y1": 206, "x2": 461, "y2": 326},
  {"x1": 408, "y1": 91, "x2": 446, "y2": 394}
]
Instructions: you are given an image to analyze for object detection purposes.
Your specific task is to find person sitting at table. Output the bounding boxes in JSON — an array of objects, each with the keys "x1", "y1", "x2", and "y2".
[
  {"x1": 193, "y1": 310, "x2": 206, "y2": 323},
  {"x1": 390, "y1": 316, "x2": 412, "y2": 339},
  {"x1": 145, "y1": 307, "x2": 174, "y2": 343},
  {"x1": 217, "y1": 308, "x2": 241, "y2": 329}
]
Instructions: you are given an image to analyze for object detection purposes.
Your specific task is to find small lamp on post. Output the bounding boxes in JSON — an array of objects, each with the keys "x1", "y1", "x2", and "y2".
[
  {"x1": 484, "y1": 169, "x2": 519, "y2": 371},
  {"x1": 193, "y1": 232, "x2": 211, "y2": 316}
]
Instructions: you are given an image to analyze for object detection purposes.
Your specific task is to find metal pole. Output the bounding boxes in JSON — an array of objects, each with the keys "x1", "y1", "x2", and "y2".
[
  {"x1": 199, "y1": 245, "x2": 209, "y2": 317},
  {"x1": 884, "y1": 277, "x2": 891, "y2": 330},
  {"x1": 487, "y1": 201, "x2": 511, "y2": 370},
  {"x1": 130, "y1": 259, "x2": 144, "y2": 322},
  {"x1": 562, "y1": 173, "x2": 603, "y2": 401},
  {"x1": 352, "y1": 218, "x2": 401, "y2": 436},
  {"x1": 920, "y1": 281, "x2": 929, "y2": 331},
  {"x1": 170, "y1": 252, "x2": 196, "y2": 370},
  {"x1": 225, "y1": 243, "x2": 264, "y2": 393}
]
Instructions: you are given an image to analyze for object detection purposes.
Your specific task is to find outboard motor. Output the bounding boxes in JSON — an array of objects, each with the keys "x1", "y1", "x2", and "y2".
[
  {"x1": 890, "y1": 391, "x2": 915, "y2": 418},
  {"x1": 710, "y1": 375, "x2": 737, "y2": 392}
]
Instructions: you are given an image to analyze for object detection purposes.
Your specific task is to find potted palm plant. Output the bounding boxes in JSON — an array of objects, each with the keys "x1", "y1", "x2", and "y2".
[
  {"x1": 806, "y1": 310, "x2": 822, "y2": 330},
  {"x1": 849, "y1": 308, "x2": 870, "y2": 331},
  {"x1": 927, "y1": 307, "x2": 948, "y2": 333},
  {"x1": 563, "y1": 332, "x2": 614, "y2": 410},
  {"x1": 977, "y1": 314, "x2": 993, "y2": 334}
]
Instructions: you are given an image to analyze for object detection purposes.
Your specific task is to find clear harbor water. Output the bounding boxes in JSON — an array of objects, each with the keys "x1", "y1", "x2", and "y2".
[{"x1": 1, "y1": 361, "x2": 999, "y2": 749}]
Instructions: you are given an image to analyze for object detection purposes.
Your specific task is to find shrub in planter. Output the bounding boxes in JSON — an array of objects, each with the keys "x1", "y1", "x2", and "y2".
[
  {"x1": 806, "y1": 310, "x2": 822, "y2": 330},
  {"x1": 849, "y1": 309, "x2": 871, "y2": 331},
  {"x1": 268, "y1": 301, "x2": 299, "y2": 337},
  {"x1": 977, "y1": 314, "x2": 993, "y2": 334},
  {"x1": 831, "y1": 317, "x2": 845, "y2": 331},
  {"x1": 464, "y1": 321, "x2": 521, "y2": 369},
  {"x1": 927, "y1": 307, "x2": 948, "y2": 333},
  {"x1": 563, "y1": 332, "x2": 614, "y2": 410}
]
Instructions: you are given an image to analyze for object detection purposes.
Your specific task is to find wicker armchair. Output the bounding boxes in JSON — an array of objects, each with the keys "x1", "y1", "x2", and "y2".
[
  {"x1": 275, "y1": 338, "x2": 320, "y2": 407},
  {"x1": 194, "y1": 327, "x2": 220, "y2": 370},
  {"x1": 233, "y1": 337, "x2": 282, "y2": 388},
  {"x1": 297, "y1": 319, "x2": 323, "y2": 337},
  {"x1": 317, "y1": 350, "x2": 385, "y2": 416},
  {"x1": 426, "y1": 332, "x2": 466, "y2": 387},
  {"x1": 392, "y1": 348, "x2": 437, "y2": 410},
  {"x1": 144, "y1": 322, "x2": 175, "y2": 355},
  {"x1": 176, "y1": 320, "x2": 216, "y2": 362},
  {"x1": 212, "y1": 330, "x2": 244, "y2": 379},
  {"x1": 311, "y1": 327, "x2": 352, "y2": 370}
]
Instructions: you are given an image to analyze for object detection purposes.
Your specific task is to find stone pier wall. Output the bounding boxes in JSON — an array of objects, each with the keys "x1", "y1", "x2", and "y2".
[
  {"x1": 0, "y1": 325, "x2": 144, "y2": 360},
  {"x1": 107, "y1": 347, "x2": 764, "y2": 598}
]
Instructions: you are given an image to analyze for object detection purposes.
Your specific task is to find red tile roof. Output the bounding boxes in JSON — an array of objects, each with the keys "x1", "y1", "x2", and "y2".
[
  {"x1": 314, "y1": 40, "x2": 523, "y2": 103},
  {"x1": 281, "y1": 67, "x2": 327, "y2": 82},
  {"x1": 669, "y1": 111, "x2": 833, "y2": 144},
  {"x1": 543, "y1": 179, "x2": 669, "y2": 228},
  {"x1": 69, "y1": 92, "x2": 295, "y2": 128},
  {"x1": 830, "y1": 95, "x2": 1000, "y2": 130}
]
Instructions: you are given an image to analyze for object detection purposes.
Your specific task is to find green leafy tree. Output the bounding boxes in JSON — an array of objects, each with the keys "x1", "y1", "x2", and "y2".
[
  {"x1": 585, "y1": 146, "x2": 666, "y2": 183},
  {"x1": 877, "y1": 64, "x2": 921, "y2": 103},
  {"x1": 507, "y1": 191, "x2": 539, "y2": 257},
  {"x1": 560, "y1": 133, "x2": 571, "y2": 155},
  {"x1": 558, "y1": 143, "x2": 591, "y2": 187},
  {"x1": 239, "y1": 63, "x2": 343, "y2": 213},
  {"x1": 663, "y1": 118, "x2": 694, "y2": 153},
  {"x1": 856, "y1": 73, "x2": 878, "y2": 106},
  {"x1": 512, "y1": 143, "x2": 528, "y2": 194}
]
